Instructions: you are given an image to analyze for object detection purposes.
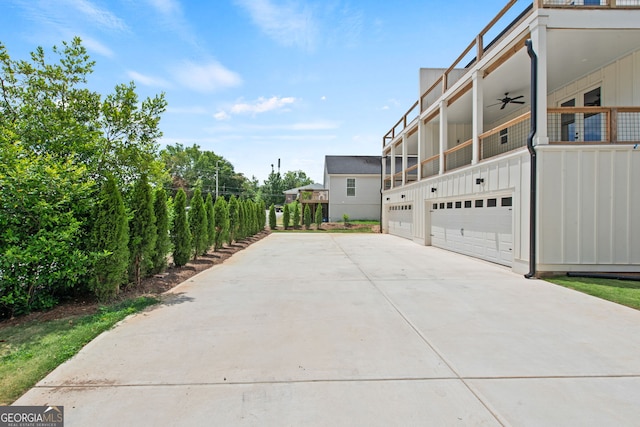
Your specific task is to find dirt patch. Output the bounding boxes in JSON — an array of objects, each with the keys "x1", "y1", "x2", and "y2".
[{"x1": 0, "y1": 231, "x2": 270, "y2": 329}]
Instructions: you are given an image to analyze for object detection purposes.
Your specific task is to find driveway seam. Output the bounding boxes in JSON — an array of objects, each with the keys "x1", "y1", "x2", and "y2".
[{"x1": 329, "y1": 235, "x2": 508, "y2": 427}]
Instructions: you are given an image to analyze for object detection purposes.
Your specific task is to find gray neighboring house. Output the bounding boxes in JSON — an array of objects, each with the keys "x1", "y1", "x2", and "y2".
[
  {"x1": 323, "y1": 155, "x2": 381, "y2": 222},
  {"x1": 283, "y1": 183, "x2": 325, "y2": 205}
]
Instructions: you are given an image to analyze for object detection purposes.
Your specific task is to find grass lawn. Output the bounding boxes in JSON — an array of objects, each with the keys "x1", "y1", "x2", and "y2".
[
  {"x1": 546, "y1": 276, "x2": 640, "y2": 310},
  {"x1": 0, "y1": 296, "x2": 159, "y2": 405}
]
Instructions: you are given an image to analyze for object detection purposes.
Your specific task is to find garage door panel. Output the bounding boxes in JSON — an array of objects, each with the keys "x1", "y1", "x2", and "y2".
[{"x1": 431, "y1": 198, "x2": 513, "y2": 267}]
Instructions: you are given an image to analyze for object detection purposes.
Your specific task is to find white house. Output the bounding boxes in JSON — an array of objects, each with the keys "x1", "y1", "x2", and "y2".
[
  {"x1": 324, "y1": 155, "x2": 381, "y2": 222},
  {"x1": 381, "y1": 0, "x2": 640, "y2": 276}
]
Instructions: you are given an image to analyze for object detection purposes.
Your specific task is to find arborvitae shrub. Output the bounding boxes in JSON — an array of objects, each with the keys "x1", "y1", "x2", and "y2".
[
  {"x1": 292, "y1": 201, "x2": 301, "y2": 229},
  {"x1": 172, "y1": 188, "x2": 191, "y2": 267},
  {"x1": 128, "y1": 174, "x2": 157, "y2": 287},
  {"x1": 315, "y1": 203, "x2": 323, "y2": 229},
  {"x1": 189, "y1": 188, "x2": 208, "y2": 259},
  {"x1": 303, "y1": 204, "x2": 311, "y2": 229},
  {"x1": 228, "y1": 196, "x2": 239, "y2": 243},
  {"x1": 205, "y1": 193, "x2": 215, "y2": 250},
  {"x1": 213, "y1": 196, "x2": 229, "y2": 250},
  {"x1": 151, "y1": 188, "x2": 170, "y2": 274},
  {"x1": 283, "y1": 204, "x2": 290, "y2": 230},
  {"x1": 91, "y1": 175, "x2": 129, "y2": 301},
  {"x1": 269, "y1": 204, "x2": 277, "y2": 230}
]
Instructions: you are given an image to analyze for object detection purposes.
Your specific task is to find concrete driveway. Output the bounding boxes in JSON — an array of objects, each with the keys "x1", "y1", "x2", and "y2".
[{"x1": 16, "y1": 234, "x2": 640, "y2": 426}]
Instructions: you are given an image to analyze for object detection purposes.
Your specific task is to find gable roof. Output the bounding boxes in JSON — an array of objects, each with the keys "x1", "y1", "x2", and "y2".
[
  {"x1": 283, "y1": 183, "x2": 324, "y2": 195},
  {"x1": 325, "y1": 155, "x2": 381, "y2": 175}
]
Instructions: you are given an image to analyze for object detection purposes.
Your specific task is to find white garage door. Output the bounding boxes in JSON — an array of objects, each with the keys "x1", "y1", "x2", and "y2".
[
  {"x1": 388, "y1": 203, "x2": 413, "y2": 240},
  {"x1": 431, "y1": 196, "x2": 513, "y2": 266}
]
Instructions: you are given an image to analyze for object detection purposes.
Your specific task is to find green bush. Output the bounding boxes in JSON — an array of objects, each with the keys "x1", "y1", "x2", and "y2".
[
  {"x1": 213, "y1": 196, "x2": 229, "y2": 250},
  {"x1": 151, "y1": 188, "x2": 170, "y2": 274},
  {"x1": 228, "y1": 195, "x2": 239, "y2": 243},
  {"x1": 128, "y1": 174, "x2": 157, "y2": 286},
  {"x1": 292, "y1": 202, "x2": 301, "y2": 229},
  {"x1": 269, "y1": 204, "x2": 277, "y2": 230},
  {"x1": 304, "y1": 204, "x2": 312, "y2": 229},
  {"x1": 189, "y1": 188, "x2": 208, "y2": 258},
  {"x1": 315, "y1": 203, "x2": 323, "y2": 229},
  {"x1": 171, "y1": 189, "x2": 191, "y2": 267},
  {"x1": 283, "y1": 204, "x2": 291, "y2": 230},
  {"x1": 0, "y1": 152, "x2": 95, "y2": 317},
  {"x1": 90, "y1": 175, "x2": 130, "y2": 301},
  {"x1": 205, "y1": 193, "x2": 215, "y2": 249}
]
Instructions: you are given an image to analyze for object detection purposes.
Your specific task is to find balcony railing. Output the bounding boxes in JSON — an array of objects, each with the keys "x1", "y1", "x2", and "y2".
[
  {"x1": 383, "y1": 107, "x2": 639, "y2": 189},
  {"x1": 382, "y1": 0, "x2": 640, "y2": 149}
]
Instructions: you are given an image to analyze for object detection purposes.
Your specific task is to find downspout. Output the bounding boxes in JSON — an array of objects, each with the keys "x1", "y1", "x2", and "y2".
[
  {"x1": 379, "y1": 156, "x2": 384, "y2": 233},
  {"x1": 525, "y1": 39, "x2": 537, "y2": 279}
]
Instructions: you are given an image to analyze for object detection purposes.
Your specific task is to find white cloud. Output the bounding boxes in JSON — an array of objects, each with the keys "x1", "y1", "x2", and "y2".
[
  {"x1": 146, "y1": 0, "x2": 181, "y2": 16},
  {"x1": 234, "y1": 0, "x2": 317, "y2": 51},
  {"x1": 80, "y1": 35, "x2": 114, "y2": 58},
  {"x1": 127, "y1": 70, "x2": 171, "y2": 88},
  {"x1": 320, "y1": 96, "x2": 326, "y2": 101},
  {"x1": 66, "y1": 0, "x2": 128, "y2": 32},
  {"x1": 214, "y1": 111, "x2": 231, "y2": 121},
  {"x1": 230, "y1": 96, "x2": 297, "y2": 115},
  {"x1": 172, "y1": 61, "x2": 242, "y2": 93}
]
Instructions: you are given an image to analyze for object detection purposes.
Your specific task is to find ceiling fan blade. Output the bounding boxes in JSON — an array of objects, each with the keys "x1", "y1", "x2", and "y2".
[
  {"x1": 487, "y1": 101, "x2": 503, "y2": 107},
  {"x1": 511, "y1": 101, "x2": 525, "y2": 104},
  {"x1": 500, "y1": 103, "x2": 507, "y2": 110},
  {"x1": 510, "y1": 95, "x2": 524, "y2": 101}
]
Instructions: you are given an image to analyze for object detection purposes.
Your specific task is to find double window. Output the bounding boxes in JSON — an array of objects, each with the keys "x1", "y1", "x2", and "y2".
[{"x1": 346, "y1": 178, "x2": 356, "y2": 197}]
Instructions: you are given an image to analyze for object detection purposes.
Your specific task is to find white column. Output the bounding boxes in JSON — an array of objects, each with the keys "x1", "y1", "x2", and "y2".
[
  {"x1": 401, "y1": 134, "x2": 407, "y2": 186},
  {"x1": 417, "y1": 119, "x2": 423, "y2": 181},
  {"x1": 439, "y1": 100, "x2": 448, "y2": 175},
  {"x1": 472, "y1": 70, "x2": 483, "y2": 164},
  {"x1": 530, "y1": 16, "x2": 549, "y2": 145},
  {"x1": 390, "y1": 143, "x2": 396, "y2": 189}
]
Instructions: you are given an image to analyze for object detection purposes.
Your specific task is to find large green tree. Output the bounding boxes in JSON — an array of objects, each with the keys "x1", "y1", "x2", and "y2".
[{"x1": 228, "y1": 195, "x2": 239, "y2": 244}]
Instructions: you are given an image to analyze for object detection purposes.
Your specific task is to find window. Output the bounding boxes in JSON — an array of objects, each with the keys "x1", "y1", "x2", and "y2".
[
  {"x1": 475, "y1": 200, "x2": 483, "y2": 208},
  {"x1": 464, "y1": 201, "x2": 472, "y2": 208},
  {"x1": 446, "y1": 202, "x2": 453, "y2": 209},
  {"x1": 455, "y1": 201, "x2": 462, "y2": 209},
  {"x1": 501, "y1": 197, "x2": 513, "y2": 207},
  {"x1": 487, "y1": 198, "x2": 497, "y2": 207},
  {"x1": 500, "y1": 128, "x2": 508, "y2": 144},
  {"x1": 346, "y1": 178, "x2": 356, "y2": 197},
  {"x1": 432, "y1": 204, "x2": 438, "y2": 210}
]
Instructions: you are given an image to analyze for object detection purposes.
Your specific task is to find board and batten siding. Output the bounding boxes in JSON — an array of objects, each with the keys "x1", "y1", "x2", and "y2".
[
  {"x1": 537, "y1": 146, "x2": 640, "y2": 272},
  {"x1": 382, "y1": 149, "x2": 531, "y2": 273}
]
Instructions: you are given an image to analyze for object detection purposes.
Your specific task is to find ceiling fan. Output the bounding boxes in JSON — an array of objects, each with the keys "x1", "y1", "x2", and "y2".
[{"x1": 490, "y1": 93, "x2": 525, "y2": 110}]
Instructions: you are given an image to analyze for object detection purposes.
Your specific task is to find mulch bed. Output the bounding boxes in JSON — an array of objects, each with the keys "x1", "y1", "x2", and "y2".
[{"x1": 0, "y1": 230, "x2": 271, "y2": 329}]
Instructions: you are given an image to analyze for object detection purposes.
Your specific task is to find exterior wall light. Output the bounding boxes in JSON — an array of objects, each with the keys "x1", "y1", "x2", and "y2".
[
  {"x1": 476, "y1": 178, "x2": 484, "y2": 185},
  {"x1": 431, "y1": 187, "x2": 437, "y2": 192}
]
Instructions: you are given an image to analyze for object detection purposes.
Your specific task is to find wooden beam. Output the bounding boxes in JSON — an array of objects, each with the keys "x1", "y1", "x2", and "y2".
[
  {"x1": 483, "y1": 33, "x2": 530, "y2": 78},
  {"x1": 448, "y1": 82, "x2": 473, "y2": 107}
]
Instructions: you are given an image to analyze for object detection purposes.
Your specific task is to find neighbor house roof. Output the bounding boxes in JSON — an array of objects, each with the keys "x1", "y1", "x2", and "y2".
[
  {"x1": 324, "y1": 155, "x2": 381, "y2": 175},
  {"x1": 283, "y1": 183, "x2": 325, "y2": 195}
]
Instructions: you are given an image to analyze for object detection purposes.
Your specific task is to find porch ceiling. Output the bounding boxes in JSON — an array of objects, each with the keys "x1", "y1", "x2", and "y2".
[{"x1": 444, "y1": 28, "x2": 640, "y2": 126}]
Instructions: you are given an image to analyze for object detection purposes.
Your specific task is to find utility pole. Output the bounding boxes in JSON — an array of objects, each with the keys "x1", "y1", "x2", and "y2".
[{"x1": 215, "y1": 160, "x2": 220, "y2": 199}]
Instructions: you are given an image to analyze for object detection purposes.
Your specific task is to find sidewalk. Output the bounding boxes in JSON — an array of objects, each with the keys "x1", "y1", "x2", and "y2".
[{"x1": 15, "y1": 233, "x2": 640, "y2": 426}]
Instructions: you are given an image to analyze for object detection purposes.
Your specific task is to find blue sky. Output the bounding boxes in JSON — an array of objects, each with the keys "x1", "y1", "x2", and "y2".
[{"x1": 1, "y1": 0, "x2": 516, "y2": 183}]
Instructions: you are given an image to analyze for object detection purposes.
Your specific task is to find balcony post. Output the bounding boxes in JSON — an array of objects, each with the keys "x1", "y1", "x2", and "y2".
[
  {"x1": 529, "y1": 16, "x2": 549, "y2": 145},
  {"x1": 472, "y1": 70, "x2": 484, "y2": 164},
  {"x1": 417, "y1": 119, "x2": 423, "y2": 180},
  {"x1": 402, "y1": 134, "x2": 407, "y2": 186},
  {"x1": 390, "y1": 143, "x2": 396, "y2": 189},
  {"x1": 439, "y1": 100, "x2": 448, "y2": 174}
]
